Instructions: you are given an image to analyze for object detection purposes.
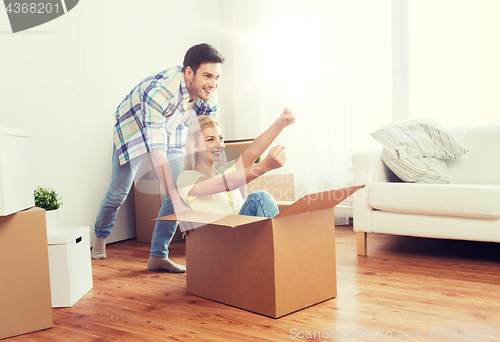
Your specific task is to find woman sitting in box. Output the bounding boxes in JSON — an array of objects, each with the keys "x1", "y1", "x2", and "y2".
[{"x1": 176, "y1": 107, "x2": 295, "y2": 221}]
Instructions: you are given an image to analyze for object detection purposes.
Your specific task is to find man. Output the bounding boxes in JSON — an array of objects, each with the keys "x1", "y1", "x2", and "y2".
[{"x1": 92, "y1": 43, "x2": 224, "y2": 273}]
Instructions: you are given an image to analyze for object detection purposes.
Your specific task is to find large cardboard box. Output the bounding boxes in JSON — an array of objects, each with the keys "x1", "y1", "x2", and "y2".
[
  {"x1": 47, "y1": 226, "x2": 93, "y2": 307},
  {"x1": 157, "y1": 185, "x2": 363, "y2": 318},
  {"x1": 0, "y1": 126, "x2": 35, "y2": 216},
  {"x1": 0, "y1": 207, "x2": 53, "y2": 339},
  {"x1": 134, "y1": 174, "x2": 183, "y2": 243}
]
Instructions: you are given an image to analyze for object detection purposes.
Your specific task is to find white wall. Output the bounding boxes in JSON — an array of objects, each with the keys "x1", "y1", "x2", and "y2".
[{"x1": 0, "y1": 0, "x2": 222, "y2": 244}]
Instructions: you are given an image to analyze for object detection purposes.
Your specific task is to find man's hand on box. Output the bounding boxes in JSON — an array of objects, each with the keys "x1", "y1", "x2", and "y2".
[{"x1": 172, "y1": 198, "x2": 194, "y2": 234}]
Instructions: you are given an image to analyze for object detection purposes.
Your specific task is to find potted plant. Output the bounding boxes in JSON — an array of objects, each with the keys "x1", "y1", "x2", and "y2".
[{"x1": 34, "y1": 187, "x2": 63, "y2": 234}]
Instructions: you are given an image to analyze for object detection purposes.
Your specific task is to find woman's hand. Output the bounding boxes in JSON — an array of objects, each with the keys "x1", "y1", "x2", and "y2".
[
  {"x1": 277, "y1": 107, "x2": 296, "y2": 128},
  {"x1": 263, "y1": 145, "x2": 287, "y2": 171}
]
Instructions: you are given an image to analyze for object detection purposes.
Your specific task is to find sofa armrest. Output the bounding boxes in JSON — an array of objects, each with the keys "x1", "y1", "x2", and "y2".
[
  {"x1": 351, "y1": 150, "x2": 399, "y2": 236},
  {"x1": 353, "y1": 150, "x2": 398, "y2": 184}
]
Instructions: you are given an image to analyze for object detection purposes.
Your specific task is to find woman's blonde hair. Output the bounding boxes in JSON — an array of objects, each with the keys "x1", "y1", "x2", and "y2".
[{"x1": 184, "y1": 116, "x2": 221, "y2": 171}]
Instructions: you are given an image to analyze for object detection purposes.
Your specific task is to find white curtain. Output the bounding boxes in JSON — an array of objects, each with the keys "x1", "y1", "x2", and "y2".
[
  {"x1": 407, "y1": 0, "x2": 500, "y2": 127},
  {"x1": 218, "y1": 0, "x2": 392, "y2": 223}
]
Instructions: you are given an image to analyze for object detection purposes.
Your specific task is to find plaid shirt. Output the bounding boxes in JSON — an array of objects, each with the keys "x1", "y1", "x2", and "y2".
[{"x1": 113, "y1": 66, "x2": 220, "y2": 165}]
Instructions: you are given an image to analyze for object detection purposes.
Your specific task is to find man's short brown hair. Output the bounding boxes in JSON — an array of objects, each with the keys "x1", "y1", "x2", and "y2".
[{"x1": 183, "y1": 43, "x2": 225, "y2": 74}]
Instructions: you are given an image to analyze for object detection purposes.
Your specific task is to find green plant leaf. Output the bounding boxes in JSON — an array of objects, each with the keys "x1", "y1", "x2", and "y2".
[{"x1": 34, "y1": 186, "x2": 63, "y2": 211}]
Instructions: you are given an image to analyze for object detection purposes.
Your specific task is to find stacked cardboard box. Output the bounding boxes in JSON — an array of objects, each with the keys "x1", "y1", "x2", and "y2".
[
  {"x1": 0, "y1": 208, "x2": 53, "y2": 339},
  {"x1": 224, "y1": 139, "x2": 253, "y2": 162},
  {"x1": 0, "y1": 127, "x2": 35, "y2": 216},
  {"x1": 47, "y1": 226, "x2": 93, "y2": 307},
  {"x1": 134, "y1": 173, "x2": 184, "y2": 243},
  {"x1": 0, "y1": 127, "x2": 53, "y2": 339}
]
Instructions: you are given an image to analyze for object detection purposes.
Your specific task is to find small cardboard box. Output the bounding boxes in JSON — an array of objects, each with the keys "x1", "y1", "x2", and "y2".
[
  {"x1": 0, "y1": 126, "x2": 35, "y2": 216},
  {"x1": 224, "y1": 139, "x2": 253, "y2": 162},
  {"x1": 225, "y1": 141, "x2": 295, "y2": 210},
  {"x1": 247, "y1": 173, "x2": 296, "y2": 211},
  {"x1": 47, "y1": 226, "x2": 93, "y2": 307},
  {"x1": 0, "y1": 207, "x2": 53, "y2": 339},
  {"x1": 134, "y1": 174, "x2": 183, "y2": 244},
  {"x1": 157, "y1": 185, "x2": 363, "y2": 318}
]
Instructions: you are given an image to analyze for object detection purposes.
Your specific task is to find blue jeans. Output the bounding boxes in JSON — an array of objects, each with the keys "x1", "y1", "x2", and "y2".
[
  {"x1": 94, "y1": 148, "x2": 184, "y2": 258},
  {"x1": 239, "y1": 190, "x2": 279, "y2": 218}
]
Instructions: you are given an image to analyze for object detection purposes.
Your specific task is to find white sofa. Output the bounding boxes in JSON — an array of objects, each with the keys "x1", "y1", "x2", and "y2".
[{"x1": 352, "y1": 124, "x2": 500, "y2": 255}]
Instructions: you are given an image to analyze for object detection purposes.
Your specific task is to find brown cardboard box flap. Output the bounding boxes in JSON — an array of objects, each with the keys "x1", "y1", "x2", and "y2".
[
  {"x1": 156, "y1": 210, "x2": 269, "y2": 228},
  {"x1": 275, "y1": 184, "x2": 365, "y2": 218},
  {"x1": 156, "y1": 185, "x2": 364, "y2": 226}
]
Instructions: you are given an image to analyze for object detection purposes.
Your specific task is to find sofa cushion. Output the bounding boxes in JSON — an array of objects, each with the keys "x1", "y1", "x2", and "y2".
[
  {"x1": 369, "y1": 183, "x2": 500, "y2": 219},
  {"x1": 446, "y1": 124, "x2": 500, "y2": 185},
  {"x1": 371, "y1": 120, "x2": 468, "y2": 184}
]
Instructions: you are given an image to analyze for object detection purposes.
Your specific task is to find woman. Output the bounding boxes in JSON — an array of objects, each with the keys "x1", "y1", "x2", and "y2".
[{"x1": 177, "y1": 107, "x2": 295, "y2": 219}]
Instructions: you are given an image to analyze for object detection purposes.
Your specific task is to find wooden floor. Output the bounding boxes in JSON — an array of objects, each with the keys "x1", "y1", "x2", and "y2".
[{"x1": 7, "y1": 226, "x2": 500, "y2": 342}]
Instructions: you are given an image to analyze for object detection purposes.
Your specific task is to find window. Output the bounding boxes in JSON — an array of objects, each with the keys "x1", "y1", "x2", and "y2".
[{"x1": 407, "y1": 0, "x2": 500, "y2": 127}]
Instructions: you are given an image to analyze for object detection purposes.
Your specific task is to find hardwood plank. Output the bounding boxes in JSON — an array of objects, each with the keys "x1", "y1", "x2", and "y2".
[{"x1": 5, "y1": 226, "x2": 500, "y2": 342}]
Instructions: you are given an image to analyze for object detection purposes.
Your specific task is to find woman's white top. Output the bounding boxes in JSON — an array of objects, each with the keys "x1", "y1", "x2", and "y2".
[{"x1": 176, "y1": 160, "x2": 245, "y2": 215}]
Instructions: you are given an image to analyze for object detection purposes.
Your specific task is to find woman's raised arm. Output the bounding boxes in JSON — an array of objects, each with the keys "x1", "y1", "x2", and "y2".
[{"x1": 240, "y1": 107, "x2": 295, "y2": 168}]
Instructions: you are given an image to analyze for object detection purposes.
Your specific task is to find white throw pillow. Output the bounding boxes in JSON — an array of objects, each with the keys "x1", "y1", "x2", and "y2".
[
  {"x1": 381, "y1": 147, "x2": 451, "y2": 183},
  {"x1": 371, "y1": 120, "x2": 468, "y2": 183}
]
